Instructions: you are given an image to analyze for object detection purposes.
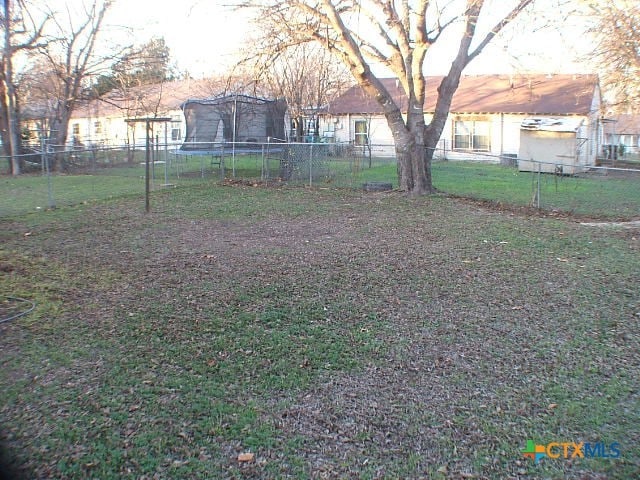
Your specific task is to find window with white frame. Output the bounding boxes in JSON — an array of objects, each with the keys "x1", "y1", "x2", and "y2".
[
  {"x1": 72, "y1": 123, "x2": 80, "y2": 136},
  {"x1": 354, "y1": 120, "x2": 368, "y2": 146},
  {"x1": 171, "y1": 115, "x2": 181, "y2": 141},
  {"x1": 453, "y1": 117, "x2": 490, "y2": 151},
  {"x1": 94, "y1": 121, "x2": 102, "y2": 136}
]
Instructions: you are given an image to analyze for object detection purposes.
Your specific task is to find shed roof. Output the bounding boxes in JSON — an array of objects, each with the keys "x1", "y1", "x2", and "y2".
[
  {"x1": 326, "y1": 74, "x2": 599, "y2": 116},
  {"x1": 521, "y1": 117, "x2": 584, "y2": 132}
]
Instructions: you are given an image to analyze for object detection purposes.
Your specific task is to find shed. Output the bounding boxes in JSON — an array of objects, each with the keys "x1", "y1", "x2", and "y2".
[{"x1": 518, "y1": 117, "x2": 593, "y2": 174}]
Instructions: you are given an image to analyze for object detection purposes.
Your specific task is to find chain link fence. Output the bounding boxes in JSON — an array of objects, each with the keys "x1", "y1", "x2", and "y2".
[
  {"x1": 526, "y1": 160, "x2": 640, "y2": 218},
  {"x1": 1, "y1": 141, "x2": 638, "y2": 219},
  {"x1": 430, "y1": 152, "x2": 640, "y2": 219}
]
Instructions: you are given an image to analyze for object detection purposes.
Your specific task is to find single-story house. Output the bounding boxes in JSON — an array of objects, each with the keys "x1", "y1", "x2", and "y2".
[
  {"x1": 46, "y1": 80, "x2": 290, "y2": 150},
  {"x1": 52, "y1": 79, "x2": 222, "y2": 148},
  {"x1": 319, "y1": 74, "x2": 602, "y2": 167},
  {"x1": 602, "y1": 114, "x2": 640, "y2": 155}
]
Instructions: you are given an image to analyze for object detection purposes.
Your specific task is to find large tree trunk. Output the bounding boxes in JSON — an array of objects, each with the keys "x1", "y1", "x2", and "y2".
[
  {"x1": 3, "y1": 85, "x2": 21, "y2": 175},
  {"x1": 50, "y1": 111, "x2": 70, "y2": 172},
  {"x1": 391, "y1": 130, "x2": 433, "y2": 194},
  {"x1": 294, "y1": 116, "x2": 304, "y2": 142},
  {"x1": 421, "y1": 34, "x2": 472, "y2": 192},
  {"x1": 387, "y1": 101, "x2": 434, "y2": 194},
  {"x1": 0, "y1": 76, "x2": 12, "y2": 169},
  {"x1": 2, "y1": 0, "x2": 22, "y2": 175}
]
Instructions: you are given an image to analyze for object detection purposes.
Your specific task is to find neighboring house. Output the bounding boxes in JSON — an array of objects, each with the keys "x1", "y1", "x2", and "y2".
[
  {"x1": 65, "y1": 78, "x2": 222, "y2": 148},
  {"x1": 602, "y1": 114, "x2": 640, "y2": 154},
  {"x1": 320, "y1": 74, "x2": 602, "y2": 166}
]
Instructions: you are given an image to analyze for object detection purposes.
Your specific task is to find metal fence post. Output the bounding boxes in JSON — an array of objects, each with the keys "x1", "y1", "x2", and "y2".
[
  {"x1": 42, "y1": 136, "x2": 56, "y2": 209},
  {"x1": 536, "y1": 161, "x2": 541, "y2": 208},
  {"x1": 261, "y1": 143, "x2": 266, "y2": 181},
  {"x1": 309, "y1": 143, "x2": 313, "y2": 187},
  {"x1": 220, "y1": 143, "x2": 226, "y2": 180}
]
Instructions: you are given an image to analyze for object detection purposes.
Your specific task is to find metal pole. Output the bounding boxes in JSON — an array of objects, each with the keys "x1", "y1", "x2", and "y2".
[
  {"x1": 537, "y1": 161, "x2": 541, "y2": 209},
  {"x1": 164, "y1": 122, "x2": 169, "y2": 185},
  {"x1": 309, "y1": 143, "x2": 313, "y2": 187},
  {"x1": 266, "y1": 137, "x2": 271, "y2": 181},
  {"x1": 42, "y1": 134, "x2": 55, "y2": 209},
  {"x1": 145, "y1": 120, "x2": 151, "y2": 213},
  {"x1": 232, "y1": 94, "x2": 237, "y2": 177},
  {"x1": 152, "y1": 133, "x2": 158, "y2": 186},
  {"x1": 220, "y1": 143, "x2": 225, "y2": 180}
]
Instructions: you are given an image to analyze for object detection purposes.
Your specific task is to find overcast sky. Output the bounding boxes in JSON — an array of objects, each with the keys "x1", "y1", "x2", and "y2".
[
  {"x1": 95, "y1": 0, "x2": 594, "y2": 78},
  {"x1": 103, "y1": 0, "x2": 247, "y2": 76}
]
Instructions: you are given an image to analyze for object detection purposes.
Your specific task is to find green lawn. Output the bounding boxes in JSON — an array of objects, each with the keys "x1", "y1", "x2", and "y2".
[
  {"x1": 1, "y1": 184, "x2": 639, "y2": 479},
  {"x1": 0, "y1": 155, "x2": 220, "y2": 217},
  {"x1": 353, "y1": 161, "x2": 640, "y2": 219},
  {"x1": 431, "y1": 162, "x2": 640, "y2": 218},
  {"x1": 1, "y1": 157, "x2": 639, "y2": 219}
]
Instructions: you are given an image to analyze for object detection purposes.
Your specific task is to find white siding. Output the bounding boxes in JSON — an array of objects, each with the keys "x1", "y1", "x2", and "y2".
[
  {"x1": 67, "y1": 108, "x2": 186, "y2": 147},
  {"x1": 322, "y1": 111, "x2": 596, "y2": 167},
  {"x1": 518, "y1": 130, "x2": 589, "y2": 174}
]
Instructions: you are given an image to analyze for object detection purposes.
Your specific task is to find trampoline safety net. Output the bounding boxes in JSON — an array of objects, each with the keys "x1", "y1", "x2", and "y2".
[{"x1": 180, "y1": 95, "x2": 287, "y2": 151}]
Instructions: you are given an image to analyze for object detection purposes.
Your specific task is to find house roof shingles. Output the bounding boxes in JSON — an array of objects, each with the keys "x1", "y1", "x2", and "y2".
[
  {"x1": 604, "y1": 114, "x2": 640, "y2": 135},
  {"x1": 327, "y1": 74, "x2": 599, "y2": 116},
  {"x1": 72, "y1": 78, "x2": 220, "y2": 119}
]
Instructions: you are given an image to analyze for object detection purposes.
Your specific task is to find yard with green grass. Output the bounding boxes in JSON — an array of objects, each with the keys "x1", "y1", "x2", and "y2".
[
  {"x1": 1, "y1": 182, "x2": 639, "y2": 479},
  {"x1": 2, "y1": 155, "x2": 639, "y2": 219}
]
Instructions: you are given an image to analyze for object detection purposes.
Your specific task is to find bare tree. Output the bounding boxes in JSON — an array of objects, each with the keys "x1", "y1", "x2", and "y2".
[
  {"x1": 18, "y1": 59, "x2": 61, "y2": 141},
  {"x1": 250, "y1": 43, "x2": 351, "y2": 141},
  {"x1": 589, "y1": 0, "x2": 640, "y2": 111},
  {"x1": 0, "y1": 0, "x2": 48, "y2": 174},
  {"x1": 39, "y1": 0, "x2": 115, "y2": 170},
  {"x1": 243, "y1": 0, "x2": 536, "y2": 194},
  {"x1": 113, "y1": 81, "x2": 166, "y2": 160}
]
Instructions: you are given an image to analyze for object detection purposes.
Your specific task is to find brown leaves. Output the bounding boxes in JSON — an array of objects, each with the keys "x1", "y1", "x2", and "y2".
[{"x1": 237, "y1": 452, "x2": 254, "y2": 462}]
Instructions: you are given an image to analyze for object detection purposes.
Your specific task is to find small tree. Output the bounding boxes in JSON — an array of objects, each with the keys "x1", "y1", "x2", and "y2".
[
  {"x1": 91, "y1": 36, "x2": 176, "y2": 97},
  {"x1": 244, "y1": 0, "x2": 537, "y2": 194},
  {"x1": 89, "y1": 37, "x2": 177, "y2": 158}
]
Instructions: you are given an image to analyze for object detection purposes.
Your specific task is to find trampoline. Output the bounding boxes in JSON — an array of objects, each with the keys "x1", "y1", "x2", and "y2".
[
  {"x1": 180, "y1": 94, "x2": 287, "y2": 149},
  {"x1": 176, "y1": 94, "x2": 288, "y2": 177}
]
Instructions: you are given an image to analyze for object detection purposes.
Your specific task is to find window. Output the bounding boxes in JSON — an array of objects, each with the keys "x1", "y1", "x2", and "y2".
[
  {"x1": 453, "y1": 118, "x2": 490, "y2": 151},
  {"x1": 94, "y1": 121, "x2": 102, "y2": 136},
  {"x1": 72, "y1": 123, "x2": 80, "y2": 136},
  {"x1": 306, "y1": 118, "x2": 317, "y2": 136},
  {"x1": 171, "y1": 115, "x2": 181, "y2": 141},
  {"x1": 354, "y1": 120, "x2": 368, "y2": 146},
  {"x1": 171, "y1": 122, "x2": 181, "y2": 141}
]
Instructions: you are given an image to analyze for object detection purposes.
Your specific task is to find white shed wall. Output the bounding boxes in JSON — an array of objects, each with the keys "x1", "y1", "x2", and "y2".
[{"x1": 518, "y1": 130, "x2": 588, "y2": 174}]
